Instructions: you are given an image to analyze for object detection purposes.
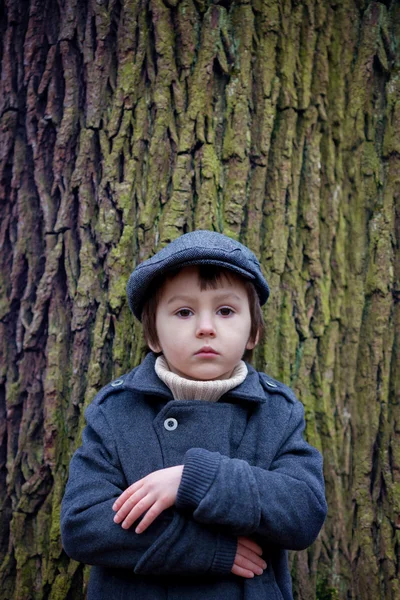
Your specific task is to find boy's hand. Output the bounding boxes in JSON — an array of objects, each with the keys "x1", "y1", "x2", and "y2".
[
  {"x1": 112, "y1": 465, "x2": 184, "y2": 533},
  {"x1": 232, "y1": 537, "x2": 267, "y2": 578}
]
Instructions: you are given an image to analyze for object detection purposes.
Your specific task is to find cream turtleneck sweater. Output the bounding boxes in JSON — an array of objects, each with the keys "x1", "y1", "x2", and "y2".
[{"x1": 154, "y1": 354, "x2": 248, "y2": 402}]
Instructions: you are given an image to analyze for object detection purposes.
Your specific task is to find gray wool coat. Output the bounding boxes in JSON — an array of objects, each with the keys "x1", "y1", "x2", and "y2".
[{"x1": 61, "y1": 352, "x2": 327, "y2": 600}]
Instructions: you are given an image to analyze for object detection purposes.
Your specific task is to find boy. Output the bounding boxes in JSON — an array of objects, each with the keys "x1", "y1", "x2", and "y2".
[{"x1": 61, "y1": 230, "x2": 327, "y2": 600}]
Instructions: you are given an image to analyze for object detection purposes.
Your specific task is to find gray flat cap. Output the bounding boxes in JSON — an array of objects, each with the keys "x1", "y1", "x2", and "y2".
[{"x1": 126, "y1": 230, "x2": 270, "y2": 321}]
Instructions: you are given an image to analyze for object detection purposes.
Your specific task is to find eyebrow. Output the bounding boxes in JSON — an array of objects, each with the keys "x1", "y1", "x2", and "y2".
[{"x1": 166, "y1": 292, "x2": 243, "y2": 305}]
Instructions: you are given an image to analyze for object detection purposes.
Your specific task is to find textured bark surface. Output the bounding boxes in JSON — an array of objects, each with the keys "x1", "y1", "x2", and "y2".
[{"x1": 0, "y1": 0, "x2": 399, "y2": 598}]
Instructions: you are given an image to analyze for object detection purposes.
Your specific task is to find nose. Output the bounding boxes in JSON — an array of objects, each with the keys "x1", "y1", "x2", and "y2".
[{"x1": 195, "y1": 313, "x2": 216, "y2": 338}]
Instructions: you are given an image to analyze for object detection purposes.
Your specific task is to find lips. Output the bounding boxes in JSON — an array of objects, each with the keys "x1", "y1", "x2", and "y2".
[{"x1": 195, "y1": 347, "x2": 219, "y2": 355}]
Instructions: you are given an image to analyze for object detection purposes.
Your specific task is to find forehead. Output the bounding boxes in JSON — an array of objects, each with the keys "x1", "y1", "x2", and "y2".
[{"x1": 159, "y1": 265, "x2": 249, "y2": 298}]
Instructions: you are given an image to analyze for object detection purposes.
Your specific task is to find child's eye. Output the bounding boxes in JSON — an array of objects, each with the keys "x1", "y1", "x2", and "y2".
[
  {"x1": 218, "y1": 307, "x2": 234, "y2": 316},
  {"x1": 175, "y1": 309, "x2": 193, "y2": 318}
]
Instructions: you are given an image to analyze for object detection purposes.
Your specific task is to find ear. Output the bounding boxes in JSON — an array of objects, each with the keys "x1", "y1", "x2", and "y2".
[
  {"x1": 246, "y1": 330, "x2": 260, "y2": 350},
  {"x1": 148, "y1": 341, "x2": 162, "y2": 353}
]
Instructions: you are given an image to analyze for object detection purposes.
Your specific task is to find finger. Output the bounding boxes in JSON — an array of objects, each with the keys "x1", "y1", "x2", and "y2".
[
  {"x1": 233, "y1": 554, "x2": 265, "y2": 576},
  {"x1": 135, "y1": 500, "x2": 165, "y2": 534},
  {"x1": 236, "y1": 543, "x2": 266, "y2": 565},
  {"x1": 236, "y1": 546, "x2": 267, "y2": 571},
  {"x1": 120, "y1": 495, "x2": 155, "y2": 529},
  {"x1": 231, "y1": 564, "x2": 255, "y2": 578},
  {"x1": 237, "y1": 536, "x2": 263, "y2": 556},
  {"x1": 113, "y1": 487, "x2": 147, "y2": 523},
  {"x1": 112, "y1": 478, "x2": 145, "y2": 511}
]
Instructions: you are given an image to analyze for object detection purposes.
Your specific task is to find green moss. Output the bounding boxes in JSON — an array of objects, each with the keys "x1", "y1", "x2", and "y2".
[
  {"x1": 310, "y1": 277, "x2": 331, "y2": 338},
  {"x1": 278, "y1": 288, "x2": 298, "y2": 383},
  {"x1": 298, "y1": 11, "x2": 317, "y2": 110},
  {"x1": 107, "y1": 225, "x2": 135, "y2": 312},
  {"x1": 49, "y1": 477, "x2": 64, "y2": 559},
  {"x1": 48, "y1": 573, "x2": 72, "y2": 600},
  {"x1": 112, "y1": 308, "x2": 136, "y2": 373},
  {"x1": 316, "y1": 576, "x2": 340, "y2": 600},
  {"x1": 361, "y1": 142, "x2": 380, "y2": 179},
  {"x1": 365, "y1": 213, "x2": 392, "y2": 296},
  {"x1": 276, "y1": 1, "x2": 303, "y2": 109},
  {"x1": 5, "y1": 380, "x2": 21, "y2": 408},
  {"x1": 383, "y1": 75, "x2": 400, "y2": 156}
]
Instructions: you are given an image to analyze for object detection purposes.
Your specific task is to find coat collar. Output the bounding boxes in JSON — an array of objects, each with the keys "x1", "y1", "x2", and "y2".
[{"x1": 123, "y1": 352, "x2": 267, "y2": 404}]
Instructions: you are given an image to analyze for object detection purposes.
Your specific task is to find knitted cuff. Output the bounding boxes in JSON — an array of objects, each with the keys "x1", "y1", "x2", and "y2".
[
  {"x1": 176, "y1": 448, "x2": 221, "y2": 511},
  {"x1": 211, "y1": 534, "x2": 237, "y2": 574}
]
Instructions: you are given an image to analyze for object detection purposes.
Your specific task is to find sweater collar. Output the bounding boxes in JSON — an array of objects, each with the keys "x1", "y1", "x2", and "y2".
[
  {"x1": 154, "y1": 354, "x2": 248, "y2": 402},
  {"x1": 123, "y1": 352, "x2": 267, "y2": 404}
]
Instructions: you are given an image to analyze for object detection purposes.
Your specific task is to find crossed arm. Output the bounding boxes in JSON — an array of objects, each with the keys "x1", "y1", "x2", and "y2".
[
  {"x1": 112, "y1": 399, "x2": 327, "y2": 554},
  {"x1": 61, "y1": 403, "x2": 265, "y2": 577},
  {"x1": 62, "y1": 398, "x2": 326, "y2": 577},
  {"x1": 112, "y1": 465, "x2": 267, "y2": 578}
]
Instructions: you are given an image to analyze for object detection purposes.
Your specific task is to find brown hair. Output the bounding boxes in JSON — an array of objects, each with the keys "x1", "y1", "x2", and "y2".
[{"x1": 141, "y1": 265, "x2": 265, "y2": 363}]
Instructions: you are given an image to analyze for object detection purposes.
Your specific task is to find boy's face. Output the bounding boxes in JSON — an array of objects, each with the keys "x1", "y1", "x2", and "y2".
[{"x1": 148, "y1": 266, "x2": 257, "y2": 380}]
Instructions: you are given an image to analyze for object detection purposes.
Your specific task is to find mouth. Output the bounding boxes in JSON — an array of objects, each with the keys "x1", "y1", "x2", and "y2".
[{"x1": 195, "y1": 347, "x2": 219, "y2": 356}]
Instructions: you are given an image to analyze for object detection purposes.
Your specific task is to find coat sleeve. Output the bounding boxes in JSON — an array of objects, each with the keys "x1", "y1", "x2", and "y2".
[
  {"x1": 175, "y1": 398, "x2": 327, "y2": 551},
  {"x1": 60, "y1": 402, "x2": 237, "y2": 575}
]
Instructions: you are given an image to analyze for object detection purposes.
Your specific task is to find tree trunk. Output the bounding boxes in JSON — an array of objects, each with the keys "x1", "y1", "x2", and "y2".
[{"x1": 0, "y1": 0, "x2": 399, "y2": 598}]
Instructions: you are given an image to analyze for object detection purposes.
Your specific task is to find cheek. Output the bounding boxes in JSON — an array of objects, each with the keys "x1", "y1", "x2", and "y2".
[
  {"x1": 233, "y1": 316, "x2": 252, "y2": 335},
  {"x1": 154, "y1": 315, "x2": 168, "y2": 348},
  {"x1": 156, "y1": 317, "x2": 186, "y2": 345}
]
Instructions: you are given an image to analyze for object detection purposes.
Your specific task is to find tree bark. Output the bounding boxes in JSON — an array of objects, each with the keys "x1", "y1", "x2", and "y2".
[{"x1": 0, "y1": 0, "x2": 399, "y2": 598}]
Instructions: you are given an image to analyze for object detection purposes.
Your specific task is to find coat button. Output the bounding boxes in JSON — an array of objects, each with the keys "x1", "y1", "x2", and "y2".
[
  {"x1": 164, "y1": 418, "x2": 178, "y2": 431},
  {"x1": 110, "y1": 379, "x2": 124, "y2": 387},
  {"x1": 265, "y1": 379, "x2": 277, "y2": 388}
]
